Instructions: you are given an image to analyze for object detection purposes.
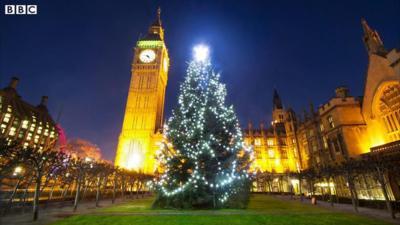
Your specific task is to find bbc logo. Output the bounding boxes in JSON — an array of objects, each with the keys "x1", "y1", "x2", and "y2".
[{"x1": 5, "y1": 5, "x2": 37, "y2": 15}]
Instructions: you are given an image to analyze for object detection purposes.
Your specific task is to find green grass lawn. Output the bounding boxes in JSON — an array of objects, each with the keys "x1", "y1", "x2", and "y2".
[{"x1": 51, "y1": 194, "x2": 390, "y2": 225}]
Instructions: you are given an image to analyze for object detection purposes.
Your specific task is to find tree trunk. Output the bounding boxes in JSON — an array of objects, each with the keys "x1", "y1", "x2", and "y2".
[
  {"x1": 327, "y1": 177, "x2": 334, "y2": 207},
  {"x1": 362, "y1": 174, "x2": 373, "y2": 199},
  {"x1": 377, "y1": 167, "x2": 395, "y2": 219},
  {"x1": 61, "y1": 183, "x2": 70, "y2": 200},
  {"x1": 103, "y1": 176, "x2": 109, "y2": 198},
  {"x1": 136, "y1": 181, "x2": 141, "y2": 199},
  {"x1": 130, "y1": 179, "x2": 134, "y2": 199},
  {"x1": 21, "y1": 176, "x2": 34, "y2": 213},
  {"x1": 112, "y1": 175, "x2": 117, "y2": 204},
  {"x1": 45, "y1": 181, "x2": 57, "y2": 209},
  {"x1": 32, "y1": 173, "x2": 42, "y2": 221},
  {"x1": 347, "y1": 173, "x2": 358, "y2": 213},
  {"x1": 4, "y1": 177, "x2": 22, "y2": 214},
  {"x1": 213, "y1": 190, "x2": 216, "y2": 209},
  {"x1": 96, "y1": 176, "x2": 102, "y2": 207},
  {"x1": 73, "y1": 175, "x2": 82, "y2": 212},
  {"x1": 82, "y1": 180, "x2": 89, "y2": 199},
  {"x1": 288, "y1": 175, "x2": 293, "y2": 199},
  {"x1": 268, "y1": 180, "x2": 273, "y2": 193},
  {"x1": 298, "y1": 173, "x2": 303, "y2": 201},
  {"x1": 69, "y1": 182, "x2": 74, "y2": 198},
  {"x1": 308, "y1": 178, "x2": 314, "y2": 196},
  {"x1": 141, "y1": 182, "x2": 146, "y2": 198},
  {"x1": 48, "y1": 182, "x2": 56, "y2": 201},
  {"x1": 120, "y1": 176, "x2": 125, "y2": 199},
  {"x1": 320, "y1": 179, "x2": 325, "y2": 201},
  {"x1": 40, "y1": 176, "x2": 50, "y2": 193}
]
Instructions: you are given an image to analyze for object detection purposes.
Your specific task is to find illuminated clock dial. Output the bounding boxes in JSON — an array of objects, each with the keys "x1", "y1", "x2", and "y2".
[
  {"x1": 163, "y1": 58, "x2": 169, "y2": 72},
  {"x1": 139, "y1": 49, "x2": 156, "y2": 63}
]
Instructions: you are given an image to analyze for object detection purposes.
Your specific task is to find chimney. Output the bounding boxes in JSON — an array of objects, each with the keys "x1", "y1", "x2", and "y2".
[
  {"x1": 9, "y1": 77, "x2": 19, "y2": 89},
  {"x1": 260, "y1": 122, "x2": 264, "y2": 130},
  {"x1": 335, "y1": 86, "x2": 349, "y2": 98},
  {"x1": 309, "y1": 102, "x2": 315, "y2": 117},
  {"x1": 260, "y1": 122, "x2": 265, "y2": 136},
  {"x1": 248, "y1": 121, "x2": 253, "y2": 136},
  {"x1": 40, "y1": 96, "x2": 48, "y2": 106}
]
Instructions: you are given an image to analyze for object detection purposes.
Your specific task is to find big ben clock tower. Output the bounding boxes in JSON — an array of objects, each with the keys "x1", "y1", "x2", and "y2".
[{"x1": 115, "y1": 8, "x2": 169, "y2": 174}]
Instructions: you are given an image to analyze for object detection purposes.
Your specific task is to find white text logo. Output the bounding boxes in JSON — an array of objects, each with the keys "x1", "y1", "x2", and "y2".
[{"x1": 5, "y1": 5, "x2": 37, "y2": 15}]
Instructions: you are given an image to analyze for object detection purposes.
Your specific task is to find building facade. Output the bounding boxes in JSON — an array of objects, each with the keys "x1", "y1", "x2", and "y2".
[
  {"x1": 0, "y1": 77, "x2": 58, "y2": 149},
  {"x1": 114, "y1": 9, "x2": 170, "y2": 174},
  {"x1": 246, "y1": 19, "x2": 400, "y2": 200},
  {"x1": 245, "y1": 90, "x2": 299, "y2": 175}
]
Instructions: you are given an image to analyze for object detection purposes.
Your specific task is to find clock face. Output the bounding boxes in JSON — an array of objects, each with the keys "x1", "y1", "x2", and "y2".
[
  {"x1": 139, "y1": 49, "x2": 156, "y2": 63},
  {"x1": 163, "y1": 58, "x2": 169, "y2": 72}
]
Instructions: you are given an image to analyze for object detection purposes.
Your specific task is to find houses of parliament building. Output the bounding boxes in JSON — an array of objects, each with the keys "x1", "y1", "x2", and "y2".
[
  {"x1": 114, "y1": 9, "x2": 399, "y2": 202},
  {"x1": 245, "y1": 19, "x2": 400, "y2": 201}
]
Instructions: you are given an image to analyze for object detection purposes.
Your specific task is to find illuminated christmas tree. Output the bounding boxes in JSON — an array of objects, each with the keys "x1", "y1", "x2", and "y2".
[{"x1": 154, "y1": 45, "x2": 252, "y2": 209}]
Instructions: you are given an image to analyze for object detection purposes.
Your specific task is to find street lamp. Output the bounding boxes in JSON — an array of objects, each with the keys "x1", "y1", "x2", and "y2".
[{"x1": 13, "y1": 166, "x2": 23, "y2": 176}]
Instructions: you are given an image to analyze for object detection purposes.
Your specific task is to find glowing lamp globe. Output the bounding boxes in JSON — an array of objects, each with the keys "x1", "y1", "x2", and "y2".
[{"x1": 193, "y1": 45, "x2": 209, "y2": 62}]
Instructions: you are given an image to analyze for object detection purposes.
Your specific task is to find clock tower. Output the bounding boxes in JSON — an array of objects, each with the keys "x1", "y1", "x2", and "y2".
[{"x1": 115, "y1": 8, "x2": 169, "y2": 174}]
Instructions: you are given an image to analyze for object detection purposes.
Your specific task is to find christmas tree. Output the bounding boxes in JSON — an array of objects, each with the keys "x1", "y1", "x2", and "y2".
[{"x1": 154, "y1": 45, "x2": 252, "y2": 209}]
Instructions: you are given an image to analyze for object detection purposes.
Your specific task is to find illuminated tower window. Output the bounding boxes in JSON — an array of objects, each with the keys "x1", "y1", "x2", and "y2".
[
  {"x1": 3, "y1": 113, "x2": 11, "y2": 123},
  {"x1": 268, "y1": 149, "x2": 275, "y2": 158},
  {"x1": 9, "y1": 127, "x2": 16, "y2": 136},
  {"x1": 21, "y1": 120, "x2": 29, "y2": 129}
]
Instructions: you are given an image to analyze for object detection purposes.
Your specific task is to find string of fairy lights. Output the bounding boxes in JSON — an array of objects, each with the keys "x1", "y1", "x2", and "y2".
[{"x1": 154, "y1": 45, "x2": 254, "y2": 204}]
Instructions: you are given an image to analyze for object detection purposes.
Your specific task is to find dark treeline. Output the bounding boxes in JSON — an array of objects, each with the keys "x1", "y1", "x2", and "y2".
[{"x1": 254, "y1": 153, "x2": 400, "y2": 219}]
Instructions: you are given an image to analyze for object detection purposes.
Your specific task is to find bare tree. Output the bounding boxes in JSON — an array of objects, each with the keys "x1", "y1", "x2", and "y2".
[
  {"x1": 0, "y1": 138, "x2": 20, "y2": 184},
  {"x1": 364, "y1": 154, "x2": 396, "y2": 219},
  {"x1": 340, "y1": 158, "x2": 360, "y2": 213},
  {"x1": 94, "y1": 162, "x2": 112, "y2": 207},
  {"x1": 22, "y1": 146, "x2": 66, "y2": 221},
  {"x1": 320, "y1": 164, "x2": 337, "y2": 207},
  {"x1": 71, "y1": 157, "x2": 93, "y2": 212}
]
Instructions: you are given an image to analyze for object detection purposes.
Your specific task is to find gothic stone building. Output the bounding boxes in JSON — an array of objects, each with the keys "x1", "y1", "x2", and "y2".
[
  {"x1": 245, "y1": 19, "x2": 400, "y2": 200},
  {"x1": 0, "y1": 77, "x2": 58, "y2": 150}
]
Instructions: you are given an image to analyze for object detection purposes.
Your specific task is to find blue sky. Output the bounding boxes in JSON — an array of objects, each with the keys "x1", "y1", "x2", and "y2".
[{"x1": 1, "y1": 0, "x2": 399, "y2": 160}]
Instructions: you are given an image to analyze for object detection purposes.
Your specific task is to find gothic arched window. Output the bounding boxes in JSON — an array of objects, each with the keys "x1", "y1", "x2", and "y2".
[{"x1": 377, "y1": 83, "x2": 400, "y2": 141}]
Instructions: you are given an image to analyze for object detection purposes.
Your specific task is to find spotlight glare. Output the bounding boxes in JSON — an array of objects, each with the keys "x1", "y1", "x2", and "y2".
[{"x1": 193, "y1": 44, "x2": 209, "y2": 62}]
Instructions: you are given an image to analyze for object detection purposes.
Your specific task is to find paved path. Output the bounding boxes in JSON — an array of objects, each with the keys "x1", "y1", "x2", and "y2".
[
  {"x1": 273, "y1": 195, "x2": 400, "y2": 225},
  {"x1": 0, "y1": 196, "x2": 151, "y2": 225}
]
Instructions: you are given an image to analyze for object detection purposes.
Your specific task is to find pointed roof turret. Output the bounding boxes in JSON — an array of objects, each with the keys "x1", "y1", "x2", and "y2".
[
  {"x1": 151, "y1": 7, "x2": 162, "y2": 27},
  {"x1": 144, "y1": 7, "x2": 164, "y2": 41},
  {"x1": 361, "y1": 18, "x2": 386, "y2": 56},
  {"x1": 273, "y1": 88, "x2": 283, "y2": 110}
]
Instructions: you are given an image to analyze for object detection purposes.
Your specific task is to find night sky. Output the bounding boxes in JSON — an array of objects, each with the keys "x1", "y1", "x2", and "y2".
[{"x1": 1, "y1": 0, "x2": 399, "y2": 161}]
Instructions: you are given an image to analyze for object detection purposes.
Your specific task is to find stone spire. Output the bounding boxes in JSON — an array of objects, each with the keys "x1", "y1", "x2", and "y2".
[
  {"x1": 146, "y1": 7, "x2": 164, "y2": 40},
  {"x1": 273, "y1": 89, "x2": 283, "y2": 110},
  {"x1": 152, "y1": 7, "x2": 162, "y2": 27},
  {"x1": 361, "y1": 18, "x2": 386, "y2": 56}
]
